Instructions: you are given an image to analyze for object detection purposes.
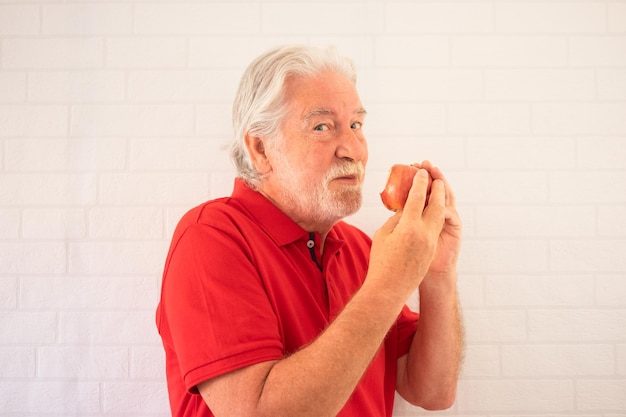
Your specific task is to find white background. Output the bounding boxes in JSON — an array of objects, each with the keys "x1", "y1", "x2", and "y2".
[{"x1": 1, "y1": 1, "x2": 625, "y2": 416}]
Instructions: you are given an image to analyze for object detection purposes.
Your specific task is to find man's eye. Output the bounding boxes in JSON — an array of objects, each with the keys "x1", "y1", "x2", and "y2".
[
  {"x1": 314, "y1": 124, "x2": 329, "y2": 131},
  {"x1": 351, "y1": 121, "x2": 363, "y2": 129}
]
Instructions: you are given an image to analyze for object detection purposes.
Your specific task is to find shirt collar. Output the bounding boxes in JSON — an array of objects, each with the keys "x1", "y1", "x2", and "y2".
[{"x1": 230, "y1": 178, "x2": 311, "y2": 247}]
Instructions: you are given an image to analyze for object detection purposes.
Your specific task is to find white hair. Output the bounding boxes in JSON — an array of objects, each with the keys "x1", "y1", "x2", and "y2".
[{"x1": 230, "y1": 44, "x2": 357, "y2": 188}]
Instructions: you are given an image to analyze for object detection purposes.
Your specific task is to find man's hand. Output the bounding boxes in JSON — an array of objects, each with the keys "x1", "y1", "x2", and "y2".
[
  {"x1": 368, "y1": 165, "x2": 447, "y2": 298},
  {"x1": 419, "y1": 160, "x2": 462, "y2": 278}
]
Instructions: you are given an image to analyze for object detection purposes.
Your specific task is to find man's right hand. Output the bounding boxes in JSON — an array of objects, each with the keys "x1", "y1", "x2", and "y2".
[{"x1": 367, "y1": 168, "x2": 447, "y2": 301}]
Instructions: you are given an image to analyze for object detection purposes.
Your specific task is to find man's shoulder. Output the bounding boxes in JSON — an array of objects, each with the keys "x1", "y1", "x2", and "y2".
[{"x1": 171, "y1": 196, "x2": 256, "y2": 240}]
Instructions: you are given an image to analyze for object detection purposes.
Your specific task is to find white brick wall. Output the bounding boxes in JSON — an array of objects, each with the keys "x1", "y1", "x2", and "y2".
[{"x1": 1, "y1": 1, "x2": 624, "y2": 416}]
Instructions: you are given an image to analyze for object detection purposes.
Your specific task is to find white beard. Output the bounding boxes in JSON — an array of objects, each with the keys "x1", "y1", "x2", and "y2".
[{"x1": 271, "y1": 155, "x2": 364, "y2": 227}]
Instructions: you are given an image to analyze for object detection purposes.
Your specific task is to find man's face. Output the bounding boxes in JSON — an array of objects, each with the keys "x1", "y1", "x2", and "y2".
[{"x1": 262, "y1": 70, "x2": 369, "y2": 230}]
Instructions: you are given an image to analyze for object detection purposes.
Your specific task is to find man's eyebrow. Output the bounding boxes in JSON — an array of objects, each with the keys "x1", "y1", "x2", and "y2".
[
  {"x1": 303, "y1": 108, "x2": 333, "y2": 121},
  {"x1": 303, "y1": 107, "x2": 367, "y2": 121}
]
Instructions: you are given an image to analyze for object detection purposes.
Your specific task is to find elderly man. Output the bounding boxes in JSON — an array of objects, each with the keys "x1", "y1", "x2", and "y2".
[{"x1": 156, "y1": 44, "x2": 463, "y2": 417}]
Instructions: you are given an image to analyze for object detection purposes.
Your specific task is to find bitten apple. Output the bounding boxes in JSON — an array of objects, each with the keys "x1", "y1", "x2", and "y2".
[{"x1": 380, "y1": 164, "x2": 432, "y2": 211}]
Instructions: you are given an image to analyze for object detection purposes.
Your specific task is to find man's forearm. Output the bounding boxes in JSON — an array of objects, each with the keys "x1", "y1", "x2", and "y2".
[
  {"x1": 200, "y1": 264, "x2": 430, "y2": 417},
  {"x1": 397, "y1": 271, "x2": 464, "y2": 410},
  {"x1": 247, "y1": 277, "x2": 411, "y2": 417}
]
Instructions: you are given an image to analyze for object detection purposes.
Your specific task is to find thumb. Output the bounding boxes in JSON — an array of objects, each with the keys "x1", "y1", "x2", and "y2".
[{"x1": 374, "y1": 211, "x2": 402, "y2": 239}]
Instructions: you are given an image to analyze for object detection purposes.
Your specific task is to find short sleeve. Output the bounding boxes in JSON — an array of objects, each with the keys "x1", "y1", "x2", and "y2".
[
  {"x1": 395, "y1": 305, "x2": 419, "y2": 357},
  {"x1": 159, "y1": 222, "x2": 284, "y2": 392}
]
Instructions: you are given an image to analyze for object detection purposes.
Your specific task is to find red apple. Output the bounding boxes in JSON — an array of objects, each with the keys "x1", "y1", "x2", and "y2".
[{"x1": 380, "y1": 164, "x2": 432, "y2": 211}]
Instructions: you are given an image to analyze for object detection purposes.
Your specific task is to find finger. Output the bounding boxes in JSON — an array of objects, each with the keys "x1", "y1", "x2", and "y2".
[
  {"x1": 402, "y1": 169, "x2": 430, "y2": 214},
  {"x1": 424, "y1": 163, "x2": 457, "y2": 208},
  {"x1": 422, "y1": 178, "x2": 446, "y2": 224}
]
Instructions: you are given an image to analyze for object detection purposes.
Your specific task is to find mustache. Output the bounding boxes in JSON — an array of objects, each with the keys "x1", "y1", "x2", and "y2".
[{"x1": 324, "y1": 160, "x2": 365, "y2": 182}]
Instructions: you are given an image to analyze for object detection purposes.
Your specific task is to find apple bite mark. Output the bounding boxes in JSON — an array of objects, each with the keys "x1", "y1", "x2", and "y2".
[{"x1": 380, "y1": 164, "x2": 432, "y2": 211}]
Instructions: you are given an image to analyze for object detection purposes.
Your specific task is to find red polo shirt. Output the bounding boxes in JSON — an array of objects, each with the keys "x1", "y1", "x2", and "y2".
[{"x1": 156, "y1": 178, "x2": 419, "y2": 417}]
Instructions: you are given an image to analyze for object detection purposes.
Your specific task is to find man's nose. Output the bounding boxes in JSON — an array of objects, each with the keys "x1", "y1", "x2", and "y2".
[{"x1": 335, "y1": 128, "x2": 367, "y2": 163}]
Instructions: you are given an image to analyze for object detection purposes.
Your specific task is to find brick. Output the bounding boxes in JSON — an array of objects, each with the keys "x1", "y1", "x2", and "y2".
[
  {"x1": 459, "y1": 239, "x2": 548, "y2": 273},
  {"x1": 596, "y1": 275, "x2": 626, "y2": 307},
  {"x1": 261, "y1": 2, "x2": 382, "y2": 34},
  {"x1": 486, "y1": 274, "x2": 594, "y2": 307},
  {"x1": 22, "y1": 208, "x2": 86, "y2": 239},
  {"x1": 190, "y1": 36, "x2": 309, "y2": 68},
  {"x1": 0, "y1": 4, "x2": 39, "y2": 35},
  {"x1": 374, "y1": 36, "x2": 450, "y2": 67},
  {"x1": 0, "y1": 381, "x2": 99, "y2": 413},
  {"x1": 0, "y1": 347, "x2": 35, "y2": 377},
  {"x1": 166, "y1": 206, "x2": 195, "y2": 239},
  {"x1": 128, "y1": 70, "x2": 240, "y2": 102},
  {"x1": 99, "y1": 173, "x2": 209, "y2": 205},
  {"x1": 0, "y1": 208, "x2": 20, "y2": 239},
  {"x1": 28, "y1": 70, "x2": 126, "y2": 102},
  {"x1": 42, "y1": 4, "x2": 132, "y2": 35},
  {"x1": 106, "y1": 37, "x2": 186, "y2": 68},
  {"x1": 0, "y1": 312, "x2": 56, "y2": 344},
  {"x1": 457, "y1": 379, "x2": 574, "y2": 412},
  {"x1": 0, "y1": 276, "x2": 17, "y2": 309},
  {"x1": 467, "y1": 136, "x2": 575, "y2": 170},
  {"x1": 609, "y1": 2, "x2": 626, "y2": 33},
  {"x1": 20, "y1": 276, "x2": 159, "y2": 310},
  {"x1": 485, "y1": 69, "x2": 595, "y2": 101},
  {"x1": 448, "y1": 103, "x2": 531, "y2": 135},
  {"x1": 386, "y1": 2, "x2": 493, "y2": 34},
  {"x1": 577, "y1": 379, "x2": 626, "y2": 410},
  {"x1": 456, "y1": 274, "x2": 484, "y2": 308},
  {"x1": 578, "y1": 136, "x2": 626, "y2": 169},
  {"x1": 2, "y1": 38, "x2": 104, "y2": 69},
  {"x1": 534, "y1": 103, "x2": 626, "y2": 135},
  {"x1": 618, "y1": 345, "x2": 626, "y2": 375},
  {"x1": 0, "y1": 105, "x2": 68, "y2": 137},
  {"x1": 476, "y1": 206, "x2": 595, "y2": 238},
  {"x1": 195, "y1": 104, "x2": 234, "y2": 137},
  {"x1": 360, "y1": 68, "x2": 482, "y2": 100},
  {"x1": 69, "y1": 241, "x2": 168, "y2": 276},
  {"x1": 59, "y1": 311, "x2": 160, "y2": 345},
  {"x1": 570, "y1": 36, "x2": 626, "y2": 66},
  {"x1": 130, "y1": 346, "x2": 166, "y2": 379},
  {"x1": 0, "y1": 173, "x2": 97, "y2": 206},
  {"x1": 0, "y1": 243, "x2": 66, "y2": 274},
  {"x1": 529, "y1": 309, "x2": 626, "y2": 342},
  {"x1": 0, "y1": 72, "x2": 27, "y2": 102},
  {"x1": 598, "y1": 206, "x2": 626, "y2": 237},
  {"x1": 89, "y1": 207, "x2": 163, "y2": 239},
  {"x1": 210, "y1": 172, "x2": 238, "y2": 201},
  {"x1": 452, "y1": 171, "x2": 547, "y2": 204},
  {"x1": 6, "y1": 138, "x2": 126, "y2": 171},
  {"x1": 598, "y1": 69, "x2": 626, "y2": 100},
  {"x1": 463, "y1": 309, "x2": 527, "y2": 343},
  {"x1": 451, "y1": 36, "x2": 567, "y2": 67},
  {"x1": 365, "y1": 136, "x2": 466, "y2": 172},
  {"x1": 551, "y1": 239, "x2": 626, "y2": 273},
  {"x1": 364, "y1": 103, "x2": 446, "y2": 135},
  {"x1": 134, "y1": 3, "x2": 259, "y2": 34},
  {"x1": 130, "y1": 138, "x2": 232, "y2": 171},
  {"x1": 502, "y1": 344, "x2": 613, "y2": 377},
  {"x1": 70, "y1": 104, "x2": 194, "y2": 137},
  {"x1": 310, "y1": 36, "x2": 376, "y2": 68},
  {"x1": 495, "y1": 3, "x2": 606, "y2": 33},
  {"x1": 461, "y1": 344, "x2": 500, "y2": 377},
  {"x1": 549, "y1": 171, "x2": 626, "y2": 203},
  {"x1": 103, "y1": 382, "x2": 170, "y2": 413},
  {"x1": 38, "y1": 346, "x2": 129, "y2": 378}
]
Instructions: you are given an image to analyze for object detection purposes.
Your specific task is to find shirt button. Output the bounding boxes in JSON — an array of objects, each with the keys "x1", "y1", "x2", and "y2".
[{"x1": 306, "y1": 240, "x2": 314, "y2": 248}]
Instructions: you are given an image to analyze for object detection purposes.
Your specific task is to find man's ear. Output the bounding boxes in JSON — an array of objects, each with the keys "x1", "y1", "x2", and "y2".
[{"x1": 244, "y1": 133, "x2": 272, "y2": 175}]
